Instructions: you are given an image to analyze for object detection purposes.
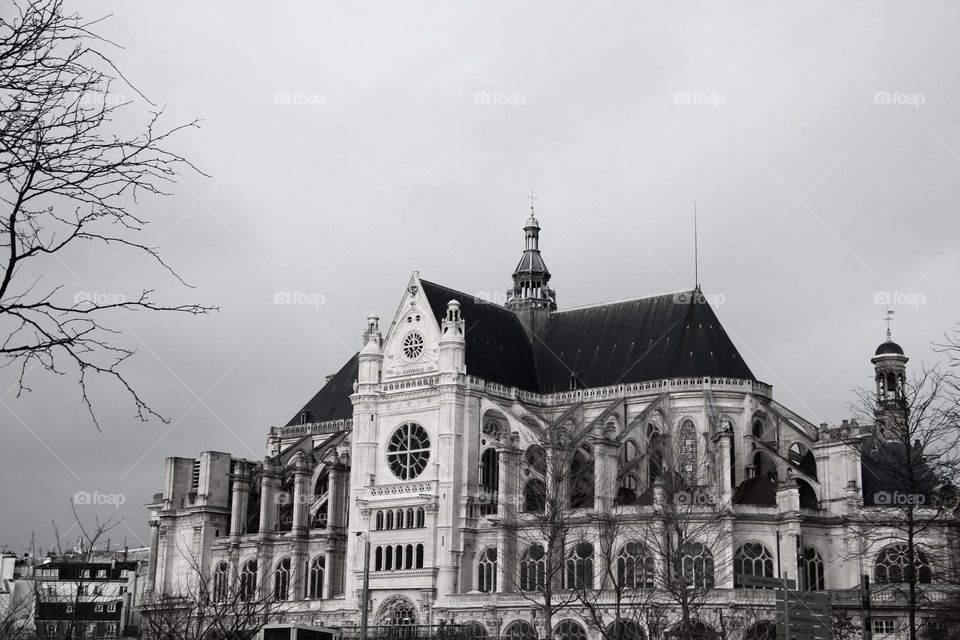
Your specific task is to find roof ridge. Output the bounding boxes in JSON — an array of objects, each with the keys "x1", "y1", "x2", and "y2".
[
  {"x1": 556, "y1": 288, "x2": 698, "y2": 313},
  {"x1": 420, "y1": 278, "x2": 512, "y2": 311}
]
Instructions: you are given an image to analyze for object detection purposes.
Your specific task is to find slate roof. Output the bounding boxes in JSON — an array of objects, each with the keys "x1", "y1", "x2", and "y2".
[
  {"x1": 861, "y1": 435, "x2": 937, "y2": 505},
  {"x1": 284, "y1": 282, "x2": 757, "y2": 425},
  {"x1": 285, "y1": 353, "x2": 358, "y2": 426}
]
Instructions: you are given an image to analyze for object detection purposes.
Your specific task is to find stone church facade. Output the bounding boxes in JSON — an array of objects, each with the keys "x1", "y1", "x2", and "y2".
[{"x1": 145, "y1": 214, "x2": 956, "y2": 639}]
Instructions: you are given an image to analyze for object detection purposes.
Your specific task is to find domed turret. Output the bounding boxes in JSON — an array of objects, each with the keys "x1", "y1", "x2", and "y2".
[
  {"x1": 506, "y1": 194, "x2": 556, "y2": 332},
  {"x1": 871, "y1": 312, "x2": 909, "y2": 433}
]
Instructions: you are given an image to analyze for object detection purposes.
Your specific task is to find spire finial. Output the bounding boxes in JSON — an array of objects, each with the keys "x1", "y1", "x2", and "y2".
[
  {"x1": 694, "y1": 201, "x2": 699, "y2": 290},
  {"x1": 884, "y1": 307, "x2": 895, "y2": 341},
  {"x1": 528, "y1": 189, "x2": 537, "y2": 214}
]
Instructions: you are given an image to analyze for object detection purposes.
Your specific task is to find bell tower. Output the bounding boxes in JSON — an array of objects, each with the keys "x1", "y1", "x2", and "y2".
[
  {"x1": 506, "y1": 194, "x2": 556, "y2": 333},
  {"x1": 871, "y1": 310, "x2": 908, "y2": 437}
]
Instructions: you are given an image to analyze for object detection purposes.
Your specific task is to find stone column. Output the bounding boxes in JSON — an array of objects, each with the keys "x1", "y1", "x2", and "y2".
[
  {"x1": 291, "y1": 455, "x2": 311, "y2": 537},
  {"x1": 259, "y1": 460, "x2": 279, "y2": 537},
  {"x1": 146, "y1": 521, "x2": 160, "y2": 593},
  {"x1": 229, "y1": 461, "x2": 251, "y2": 542},
  {"x1": 323, "y1": 540, "x2": 336, "y2": 599},
  {"x1": 497, "y1": 435, "x2": 521, "y2": 593},
  {"x1": 327, "y1": 465, "x2": 340, "y2": 528},
  {"x1": 593, "y1": 428, "x2": 619, "y2": 514},
  {"x1": 714, "y1": 429, "x2": 733, "y2": 506}
]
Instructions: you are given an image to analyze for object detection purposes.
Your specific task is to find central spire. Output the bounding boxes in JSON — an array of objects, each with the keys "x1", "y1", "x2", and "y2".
[{"x1": 507, "y1": 196, "x2": 556, "y2": 329}]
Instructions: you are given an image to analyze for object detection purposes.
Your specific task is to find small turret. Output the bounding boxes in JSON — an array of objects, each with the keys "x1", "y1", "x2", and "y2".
[
  {"x1": 506, "y1": 197, "x2": 556, "y2": 333},
  {"x1": 358, "y1": 314, "x2": 383, "y2": 385},
  {"x1": 438, "y1": 299, "x2": 465, "y2": 374},
  {"x1": 871, "y1": 315, "x2": 908, "y2": 435}
]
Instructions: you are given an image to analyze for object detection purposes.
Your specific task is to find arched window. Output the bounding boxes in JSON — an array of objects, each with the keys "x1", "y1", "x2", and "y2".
[
  {"x1": 463, "y1": 622, "x2": 488, "y2": 640},
  {"x1": 415, "y1": 544, "x2": 424, "y2": 568},
  {"x1": 605, "y1": 620, "x2": 645, "y2": 640},
  {"x1": 479, "y1": 448, "x2": 499, "y2": 516},
  {"x1": 416, "y1": 507, "x2": 425, "y2": 528},
  {"x1": 678, "y1": 420, "x2": 698, "y2": 485},
  {"x1": 680, "y1": 542, "x2": 714, "y2": 589},
  {"x1": 565, "y1": 542, "x2": 594, "y2": 590},
  {"x1": 734, "y1": 543, "x2": 775, "y2": 588},
  {"x1": 405, "y1": 545, "x2": 413, "y2": 569},
  {"x1": 519, "y1": 544, "x2": 546, "y2": 591},
  {"x1": 406, "y1": 508, "x2": 415, "y2": 528},
  {"x1": 483, "y1": 419, "x2": 503, "y2": 440},
  {"x1": 617, "y1": 541, "x2": 654, "y2": 589},
  {"x1": 385, "y1": 545, "x2": 393, "y2": 570},
  {"x1": 570, "y1": 446, "x2": 594, "y2": 509},
  {"x1": 477, "y1": 547, "x2": 497, "y2": 593},
  {"x1": 395, "y1": 509, "x2": 404, "y2": 529},
  {"x1": 553, "y1": 620, "x2": 587, "y2": 640},
  {"x1": 379, "y1": 596, "x2": 417, "y2": 626},
  {"x1": 273, "y1": 557, "x2": 291, "y2": 600},
  {"x1": 752, "y1": 419, "x2": 765, "y2": 439},
  {"x1": 743, "y1": 622, "x2": 777, "y2": 640},
  {"x1": 502, "y1": 621, "x2": 536, "y2": 640},
  {"x1": 525, "y1": 444, "x2": 547, "y2": 475},
  {"x1": 212, "y1": 562, "x2": 229, "y2": 603},
  {"x1": 386, "y1": 510, "x2": 394, "y2": 529},
  {"x1": 803, "y1": 547, "x2": 825, "y2": 591},
  {"x1": 875, "y1": 544, "x2": 932, "y2": 584},
  {"x1": 375, "y1": 511, "x2": 384, "y2": 530},
  {"x1": 239, "y1": 560, "x2": 257, "y2": 601},
  {"x1": 308, "y1": 556, "x2": 325, "y2": 599},
  {"x1": 395, "y1": 545, "x2": 404, "y2": 570},
  {"x1": 375, "y1": 546, "x2": 383, "y2": 571},
  {"x1": 524, "y1": 479, "x2": 546, "y2": 513}
]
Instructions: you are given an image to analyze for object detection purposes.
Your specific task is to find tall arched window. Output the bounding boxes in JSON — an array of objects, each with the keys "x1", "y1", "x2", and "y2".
[
  {"x1": 616, "y1": 440, "x2": 640, "y2": 506},
  {"x1": 308, "y1": 556, "x2": 325, "y2": 599},
  {"x1": 565, "y1": 542, "x2": 594, "y2": 590},
  {"x1": 617, "y1": 541, "x2": 654, "y2": 589},
  {"x1": 239, "y1": 560, "x2": 257, "y2": 601},
  {"x1": 395, "y1": 545, "x2": 404, "y2": 570},
  {"x1": 520, "y1": 544, "x2": 546, "y2": 591},
  {"x1": 803, "y1": 546, "x2": 825, "y2": 591},
  {"x1": 605, "y1": 620, "x2": 645, "y2": 640},
  {"x1": 477, "y1": 547, "x2": 497, "y2": 593},
  {"x1": 212, "y1": 562, "x2": 229, "y2": 603},
  {"x1": 875, "y1": 544, "x2": 932, "y2": 584},
  {"x1": 375, "y1": 547, "x2": 383, "y2": 571},
  {"x1": 570, "y1": 446, "x2": 594, "y2": 509},
  {"x1": 734, "y1": 543, "x2": 775, "y2": 588},
  {"x1": 416, "y1": 507, "x2": 425, "y2": 528},
  {"x1": 678, "y1": 420, "x2": 697, "y2": 485},
  {"x1": 553, "y1": 620, "x2": 587, "y2": 640},
  {"x1": 415, "y1": 544, "x2": 424, "y2": 568},
  {"x1": 385, "y1": 545, "x2": 393, "y2": 570},
  {"x1": 680, "y1": 542, "x2": 714, "y2": 589},
  {"x1": 524, "y1": 479, "x2": 546, "y2": 513},
  {"x1": 395, "y1": 509, "x2": 404, "y2": 529},
  {"x1": 386, "y1": 510, "x2": 394, "y2": 529},
  {"x1": 479, "y1": 448, "x2": 499, "y2": 515},
  {"x1": 273, "y1": 557, "x2": 291, "y2": 600},
  {"x1": 405, "y1": 545, "x2": 413, "y2": 569},
  {"x1": 503, "y1": 621, "x2": 536, "y2": 640},
  {"x1": 406, "y1": 508, "x2": 415, "y2": 528},
  {"x1": 375, "y1": 511, "x2": 384, "y2": 530}
]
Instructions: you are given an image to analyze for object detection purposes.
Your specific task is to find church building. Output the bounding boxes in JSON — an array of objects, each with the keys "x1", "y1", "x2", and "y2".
[{"x1": 145, "y1": 211, "x2": 955, "y2": 640}]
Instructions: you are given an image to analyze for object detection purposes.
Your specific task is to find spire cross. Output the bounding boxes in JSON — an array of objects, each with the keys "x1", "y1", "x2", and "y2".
[
  {"x1": 884, "y1": 307, "x2": 895, "y2": 341},
  {"x1": 528, "y1": 189, "x2": 537, "y2": 213}
]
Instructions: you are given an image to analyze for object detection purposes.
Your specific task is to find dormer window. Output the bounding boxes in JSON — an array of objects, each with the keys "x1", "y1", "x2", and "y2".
[{"x1": 299, "y1": 410, "x2": 310, "y2": 425}]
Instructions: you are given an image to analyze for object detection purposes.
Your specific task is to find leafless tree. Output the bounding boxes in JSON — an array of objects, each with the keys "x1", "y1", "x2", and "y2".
[
  {"x1": 139, "y1": 542, "x2": 289, "y2": 640},
  {"x1": 0, "y1": 0, "x2": 213, "y2": 427},
  {"x1": 842, "y1": 362, "x2": 960, "y2": 640}
]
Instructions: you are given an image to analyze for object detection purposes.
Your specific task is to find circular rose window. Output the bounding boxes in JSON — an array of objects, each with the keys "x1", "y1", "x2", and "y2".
[
  {"x1": 387, "y1": 423, "x2": 431, "y2": 480},
  {"x1": 402, "y1": 332, "x2": 424, "y2": 360}
]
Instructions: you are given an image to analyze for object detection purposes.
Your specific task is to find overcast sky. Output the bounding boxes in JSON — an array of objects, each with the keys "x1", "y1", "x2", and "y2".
[{"x1": 2, "y1": 0, "x2": 959, "y2": 551}]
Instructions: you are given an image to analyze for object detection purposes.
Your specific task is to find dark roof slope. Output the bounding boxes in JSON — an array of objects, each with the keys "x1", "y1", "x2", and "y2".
[
  {"x1": 284, "y1": 353, "x2": 358, "y2": 426},
  {"x1": 532, "y1": 291, "x2": 755, "y2": 393},
  {"x1": 861, "y1": 436, "x2": 937, "y2": 505},
  {"x1": 420, "y1": 280, "x2": 539, "y2": 390}
]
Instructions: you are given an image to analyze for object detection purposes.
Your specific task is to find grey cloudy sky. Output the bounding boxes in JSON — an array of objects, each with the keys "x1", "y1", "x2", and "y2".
[{"x1": 2, "y1": 0, "x2": 959, "y2": 550}]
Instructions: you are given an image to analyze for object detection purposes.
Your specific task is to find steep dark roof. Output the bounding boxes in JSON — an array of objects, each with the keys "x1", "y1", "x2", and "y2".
[
  {"x1": 733, "y1": 475, "x2": 777, "y2": 506},
  {"x1": 532, "y1": 290, "x2": 756, "y2": 393},
  {"x1": 861, "y1": 436, "x2": 937, "y2": 505},
  {"x1": 284, "y1": 353, "x2": 358, "y2": 427},
  {"x1": 285, "y1": 284, "x2": 757, "y2": 422},
  {"x1": 420, "y1": 280, "x2": 539, "y2": 390}
]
